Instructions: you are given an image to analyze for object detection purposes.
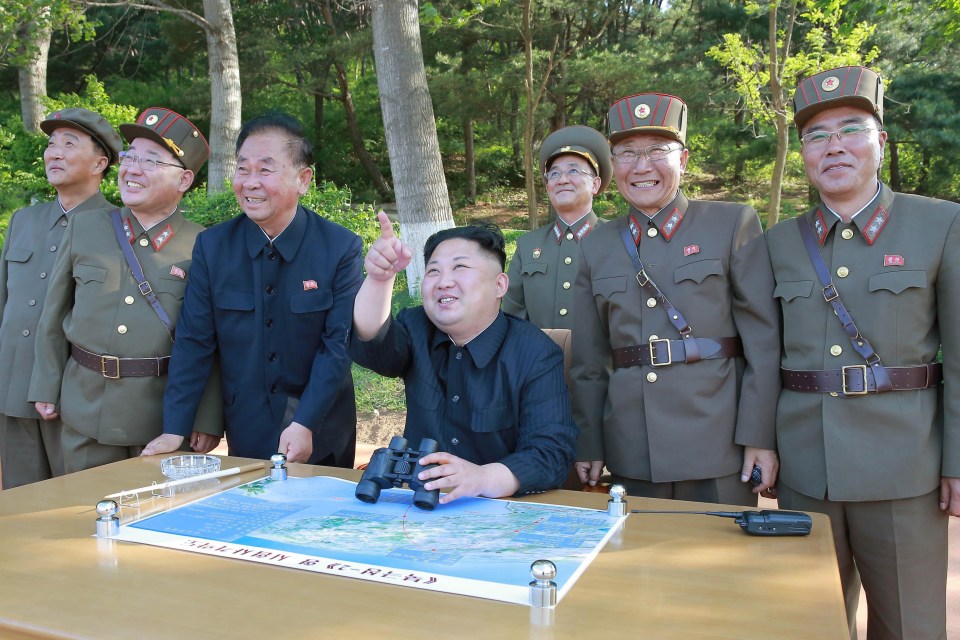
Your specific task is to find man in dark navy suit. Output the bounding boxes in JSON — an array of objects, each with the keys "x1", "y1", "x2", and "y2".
[{"x1": 143, "y1": 113, "x2": 363, "y2": 465}]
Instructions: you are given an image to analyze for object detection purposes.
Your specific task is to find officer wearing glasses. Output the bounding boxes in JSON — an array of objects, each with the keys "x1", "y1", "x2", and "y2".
[
  {"x1": 30, "y1": 107, "x2": 223, "y2": 473},
  {"x1": 570, "y1": 93, "x2": 780, "y2": 506},
  {"x1": 767, "y1": 66, "x2": 960, "y2": 640},
  {"x1": 503, "y1": 125, "x2": 612, "y2": 329}
]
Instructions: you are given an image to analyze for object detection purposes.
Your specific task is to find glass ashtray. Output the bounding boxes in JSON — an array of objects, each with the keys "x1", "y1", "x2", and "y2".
[{"x1": 160, "y1": 454, "x2": 221, "y2": 480}]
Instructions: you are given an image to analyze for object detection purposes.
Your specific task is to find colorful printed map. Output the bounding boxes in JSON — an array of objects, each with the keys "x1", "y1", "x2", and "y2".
[{"x1": 111, "y1": 476, "x2": 624, "y2": 605}]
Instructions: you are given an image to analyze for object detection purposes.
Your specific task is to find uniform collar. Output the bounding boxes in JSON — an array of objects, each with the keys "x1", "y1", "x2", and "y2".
[
  {"x1": 807, "y1": 183, "x2": 894, "y2": 246},
  {"x1": 245, "y1": 205, "x2": 308, "y2": 260},
  {"x1": 48, "y1": 191, "x2": 107, "y2": 230},
  {"x1": 429, "y1": 311, "x2": 508, "y2": 369},
  {"x1": 122, "y1": 207, "x2": 185, "y2": 252},
  {"x1": 551, "y1": 211, "x2": 598, "y2": 244},
  {"x1": 627, "y1": 191, "x2": 688, "y2": 245}
]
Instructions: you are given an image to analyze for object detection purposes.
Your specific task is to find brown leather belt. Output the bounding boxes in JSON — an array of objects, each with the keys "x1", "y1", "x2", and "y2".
[
  {"x1": 781, "y1": 363, "x2": 942, "y2": 396},
  {"x1": 70, "y1": 344, "x2": 169, "y2": 378},
  {"x1": 612, "y1": 337, "x2": 743, "y2": 369}
]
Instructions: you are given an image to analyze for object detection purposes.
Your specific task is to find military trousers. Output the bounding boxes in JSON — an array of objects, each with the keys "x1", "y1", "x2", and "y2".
[{"x1": 0, "y1": 413, "x2": 64, "y2": 489}]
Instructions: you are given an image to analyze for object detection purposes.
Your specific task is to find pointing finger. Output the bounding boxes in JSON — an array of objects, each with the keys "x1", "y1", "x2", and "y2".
[{"x1": 377, "y1": 210, "x2": 395, "y2": 240}]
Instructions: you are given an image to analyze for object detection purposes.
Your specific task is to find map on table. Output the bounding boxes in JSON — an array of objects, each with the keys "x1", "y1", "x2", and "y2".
[{"x1": 111, "y1": 476, "x2": 625, "y2": 606}]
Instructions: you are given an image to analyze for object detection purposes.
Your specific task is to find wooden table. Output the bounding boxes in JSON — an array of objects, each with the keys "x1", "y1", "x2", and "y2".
[{"x1": 0, "y1": 456, "x2": 848, "y2": 639}]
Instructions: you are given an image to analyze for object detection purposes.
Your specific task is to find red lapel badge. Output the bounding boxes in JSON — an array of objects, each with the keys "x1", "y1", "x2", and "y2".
[
  {"x1": 169, "y1": 265, "x2": 185, "y2": 279},
  {"x1": 683, "y1": 244, "x2": 700, "y2": 257},
  {"x1": 303, "y1": 280, "x2": 318, "y2": 291},
  {"x1": 883, "y1": 255, "x2": 904, "y2": 267}
]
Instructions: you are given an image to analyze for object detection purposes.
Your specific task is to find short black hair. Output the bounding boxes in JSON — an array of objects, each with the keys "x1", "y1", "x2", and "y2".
[
  {"x1": 236, "y1": 112, "x2": 313, "y2": 169},
  {"x1": 423, "y1": 223, "x2": 507, "y2": 271}
]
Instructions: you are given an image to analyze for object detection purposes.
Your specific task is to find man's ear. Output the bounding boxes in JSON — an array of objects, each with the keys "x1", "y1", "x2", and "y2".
[
  {"x1": 178, "y1": 169, "x2": 196, "y2": 193},
  {"x1": 494, "y1": 271, "x2": 509, "y2": 299}
]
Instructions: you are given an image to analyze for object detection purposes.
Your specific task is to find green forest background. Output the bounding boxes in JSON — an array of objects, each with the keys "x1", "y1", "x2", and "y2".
[{"x1": 1, "y1": 0, "x2": 958, "y2": 414}]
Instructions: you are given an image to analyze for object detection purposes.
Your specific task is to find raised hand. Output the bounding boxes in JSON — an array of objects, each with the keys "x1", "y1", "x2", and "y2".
[{"x1": 364, "y1": 210, "x2": 413, "y2": 281}]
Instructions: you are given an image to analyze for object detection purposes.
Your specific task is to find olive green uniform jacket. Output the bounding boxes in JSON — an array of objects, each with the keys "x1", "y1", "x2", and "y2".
[
  {"x1": 766, "y1": 184, "x2": 960, "y2": 501},
  {"x1": 0, "y1": 193, "x2": 110, "y2": 418},
  {"x1": 503, "y1": 213, "x2": 599, "y2": 329},
  {"x1": 29, "y1": 207, "x2": 222, "y2": 446},
  {"x1": 571, "y1": 192, "x2": 780, "y2": 481}
]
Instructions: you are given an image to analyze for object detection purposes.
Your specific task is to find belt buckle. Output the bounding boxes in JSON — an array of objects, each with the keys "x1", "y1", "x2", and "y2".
[
  {"x1": 636, "y1": 270, "x2": 650, "y2": 287},
  {"x1": 101, "y1": 355, "x2": 120, "y2": 379},
  {"x1": 841, "y1": 364, "x2": 868, "y2": 395},
  {"x1": 648, "y1": 338, "x2": 673, "y2": 367}
]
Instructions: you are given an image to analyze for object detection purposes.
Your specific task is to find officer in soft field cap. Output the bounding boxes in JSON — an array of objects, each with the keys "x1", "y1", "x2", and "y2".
[
  {"x1": 503, "y1": 125, "x2": 611, "y2": 330},
  {"x1": 569, "y1": 92, "x2": 780, "y2": 505},
  {"x1": 767, "y1": 65, "x2": 960, "y2": 640},
  {"x1": 0, "y1": 107, "x2": 121, "y2": 489},
  {"x1": 29, "y1": 107, "x2": 223, "y2": 474}
]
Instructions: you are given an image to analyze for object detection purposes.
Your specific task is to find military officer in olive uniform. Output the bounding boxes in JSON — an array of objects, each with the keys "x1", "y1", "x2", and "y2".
[
  {"x1": 0, "y1": 108, "x2": 122, "y2": 488},
  {"x1": 503, "y1": 125, "x2": 612, "y2": 329},
  {"x1": 571, "y1": 93, "x2": 781, "y2": 505},
  {"x1": 29, "y1": 107, "x2": 223, "y2": 473},
  {"x1": 767, "y1": 66, "x2": 959, "y2": 640}
]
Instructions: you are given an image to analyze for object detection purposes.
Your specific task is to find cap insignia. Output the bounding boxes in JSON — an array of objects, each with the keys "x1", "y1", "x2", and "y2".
[
  {"x1": 634, "y1": 104, "x2": 651, "y2": 119},
  {"x1": 822, "y1": 76, "x2": 840, "y2": 92},
  {"x1": 145, "y1": 114, "x2": 159, "y2": 126},
  {"x1": 560, "y1": 145, "x2": 571, "y2": 152}
]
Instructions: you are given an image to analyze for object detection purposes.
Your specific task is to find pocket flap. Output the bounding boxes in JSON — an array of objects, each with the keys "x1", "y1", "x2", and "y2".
[
  {"x1": 218, "y1": 290, "x2": 254, "y2": 311},
  {"x1": 471, "y1": 405, "x2": 512, "y2": 433},
  {"x1": 74, "y1": 263, "x2": 107, "y2": 284},
  {"x1": 774, "y1": 280, "x2": 814, "y2": 302},
  {"x1": 674, "y1": 259, "x2": 724, "y2": 284},
  {"x1": 869, "y1": 270, "x2": 927, "y2": 294},
  {"x1": 290, "y1": 289, "x2": 333, "y2": 313},
  {"x1": 593, "y1": 275, "x2": 627, "y2": 299},
  {"x1": 520, "y1": 262, "x2": 547, "y2": 276},
  {"x1": 4, "y1": 247, "x2": 32, "y2": 263}
]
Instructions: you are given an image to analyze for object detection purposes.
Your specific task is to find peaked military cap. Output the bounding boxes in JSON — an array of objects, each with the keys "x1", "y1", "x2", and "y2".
[
  {"x1": 539, "y1": 125, "x2": 613, "y2": 193},
  {"x1": 119, "y1": 107, "x2": 210, "y2": 174},
  {"x1": 793, "y1": 66, "x2": 884, "y2": 132},
  {"x1": 607, "y1": 93, "x2": 687, "y2": 145},
  {"x1": 40, "y1": 107, "x2": 123, "y2": 165}
]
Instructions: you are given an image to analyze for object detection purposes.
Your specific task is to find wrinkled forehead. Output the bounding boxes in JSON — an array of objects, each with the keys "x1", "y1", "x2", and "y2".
[
  {"x1": 612, "y1": 132, "x2": 678, "y2": 150},
  {"x1": 801, "y1": 104, "x2": 878, "y2": 133},
  {"x1": 547, "y1": 153, "x2": 595, "y2": 172}
]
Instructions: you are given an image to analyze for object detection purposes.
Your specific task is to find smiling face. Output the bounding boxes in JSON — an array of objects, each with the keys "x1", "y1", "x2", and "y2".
[
  {"x1": 118, "y1": 137, "x2": 192, "y2": 218},
  {"x1": 421, "y1": 238, "x2": 508, "y2": 345},
  {"x1": 611, "y1": 132, "x2": 688, "y2": 216},
  {"x1": 800, "y1": 105, "x2": 886, "y2": 214},
  {"x1": 544, "y1": 154, "x2": 601, "y2": 223},
  {"x1": 233, "y1": 131, "x2": 313, "y2": 238},
  {"x1": 44, "y1": 128, "x2": 108, "y2": 192}
]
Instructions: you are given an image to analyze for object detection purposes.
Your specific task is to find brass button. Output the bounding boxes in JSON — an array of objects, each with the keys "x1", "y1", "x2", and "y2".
[
  {"x1": 829, "y1": 392, "x2": 839, "y2": 397},
  {"x1": 830, "y1": 345, "x2": 843, "y2": 356},
  {"x1": 649, "y1": 335, "x2": 659, "y2": 341},
  {"x1": 837, "y1": 266, "x2": 849, "y2": 278},
  {"x1": 646, "y1": 372, "x2": 658, "y2": 383},
  {"x1": 841, "y1": 228, "x2": 854, "y2": 240},
  {"x1": 21, "y1": 329, "x2": 30, "y2": 337},
  {"x1": 139, "y1": 238, "x2": 150, "y2": 247},
  {"x1": 124, "y1": 296, "x2": 135, "y2": 305},
  {"x1": 646, "y1": 297, "x2": 657, "y2": 308},
  {"x1": 564, "y1": 257, "x2": 572, "y2": 265},
  {"x1": 647, "y1": 227, "x2": 658, "y2": 238},
  {"x1": 60, "y1": 220, "x2": 68, "y2": 227},
  {"x1": 28, "y1": 299, "x2": 36, "y2": 306},
  {"x1": 117, "y1": 325, "x2": 128, "y2": 334},
  {"x1": 565, "y1": 232, "x2": 574, "y2": 241},
  {"x1": 562, "y1": 282, "x2": 571, "y2": 290},
  {"x1": 559, "y1": 308, "x2": 568, "y2": 316},
  {"x1": 40, "y1": 272, "x2": 47, "y2": 279},
  {"x1": 49, "y1": 245, "x2": 57, "y2": 252}
]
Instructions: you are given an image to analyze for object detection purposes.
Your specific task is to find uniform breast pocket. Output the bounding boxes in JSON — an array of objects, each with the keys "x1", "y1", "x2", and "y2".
[
  {"x1": 520, "y1": 262, "x2": 547, "y2": 277},
  {"x1": 409, "y1": 378, "x2": 442, "y2": 412},
  {"x1": 470, "y1": 405, "x2": 515, "y2": 433},
  {"x1": 674, "y1": 259, "x2": 724, "y2": 284},
  {"x1": 154, "y1": 276, "x2": 187, "y2": 302},
  {"x1": 217, "y1": 290, "x2": 255, "y2": 312},
  {"x1": 593, "y1": 275, "x2": 627, "y2": 300},
  {"x1": 4, "y1": 247, "x2": 33, "y2": 265},
  {"x1": 869, "y1": 270, "x2": 927, "y2": 295},
  {"x1": 290, "y1": 289, "x2": 333, "y2": 316},
  {"x1": 773, "y1": 280, "x2": 814, "y2": 304},
  {"x1": 74, "y1": 263, "x2": 107, "y2": 286}
]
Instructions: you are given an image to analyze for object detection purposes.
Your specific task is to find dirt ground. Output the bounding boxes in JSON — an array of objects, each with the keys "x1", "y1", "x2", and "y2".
[{"x1": 356, "y1": 410, "x2": 405, "y2": 447}]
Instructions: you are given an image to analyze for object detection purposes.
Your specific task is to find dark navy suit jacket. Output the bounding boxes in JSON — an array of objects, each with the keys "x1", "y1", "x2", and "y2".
[{"x1": 163, "y1": 206, "x2": 363, "y2": 465}]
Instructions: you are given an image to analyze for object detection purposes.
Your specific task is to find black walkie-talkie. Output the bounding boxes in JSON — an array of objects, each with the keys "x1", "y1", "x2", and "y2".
[{"x1": 630, "y1": 508, "x2": 813, "y2": 536}]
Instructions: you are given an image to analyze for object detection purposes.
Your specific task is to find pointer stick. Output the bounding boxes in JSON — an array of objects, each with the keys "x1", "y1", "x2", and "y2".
[{"x1": 104, "y1": 462, "x2": 267, "y2": 499}]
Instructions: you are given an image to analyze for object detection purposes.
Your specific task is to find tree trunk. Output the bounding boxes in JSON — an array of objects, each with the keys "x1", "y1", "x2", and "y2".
[
  {"x1": 768, "y1": 110, "x2": 788, "y2": 227},
  {"x1": 464, "y1": 117, "x2": 476, "y2": 203},
  {"x1": 369, "y1": 0, "x2": 454, "y2": 295},
  {"x1": 16, "y1": 18, "x2": 52, "y2": 132},
  {"x1": 321, "y1": 0, "x2": 391, "y2": 200},
  {"x1": 888, "y1": 140, "x2": 900, "y2": 191},
  {"x1": 522, "y1": 0, "x2": 539, "y2": 230},
  {"x1": 314, "y1": 91, "x2": 326, "y2": 181},
  {"x1": 202, "y1": 0, "x2": 242, "y2": 194}
]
